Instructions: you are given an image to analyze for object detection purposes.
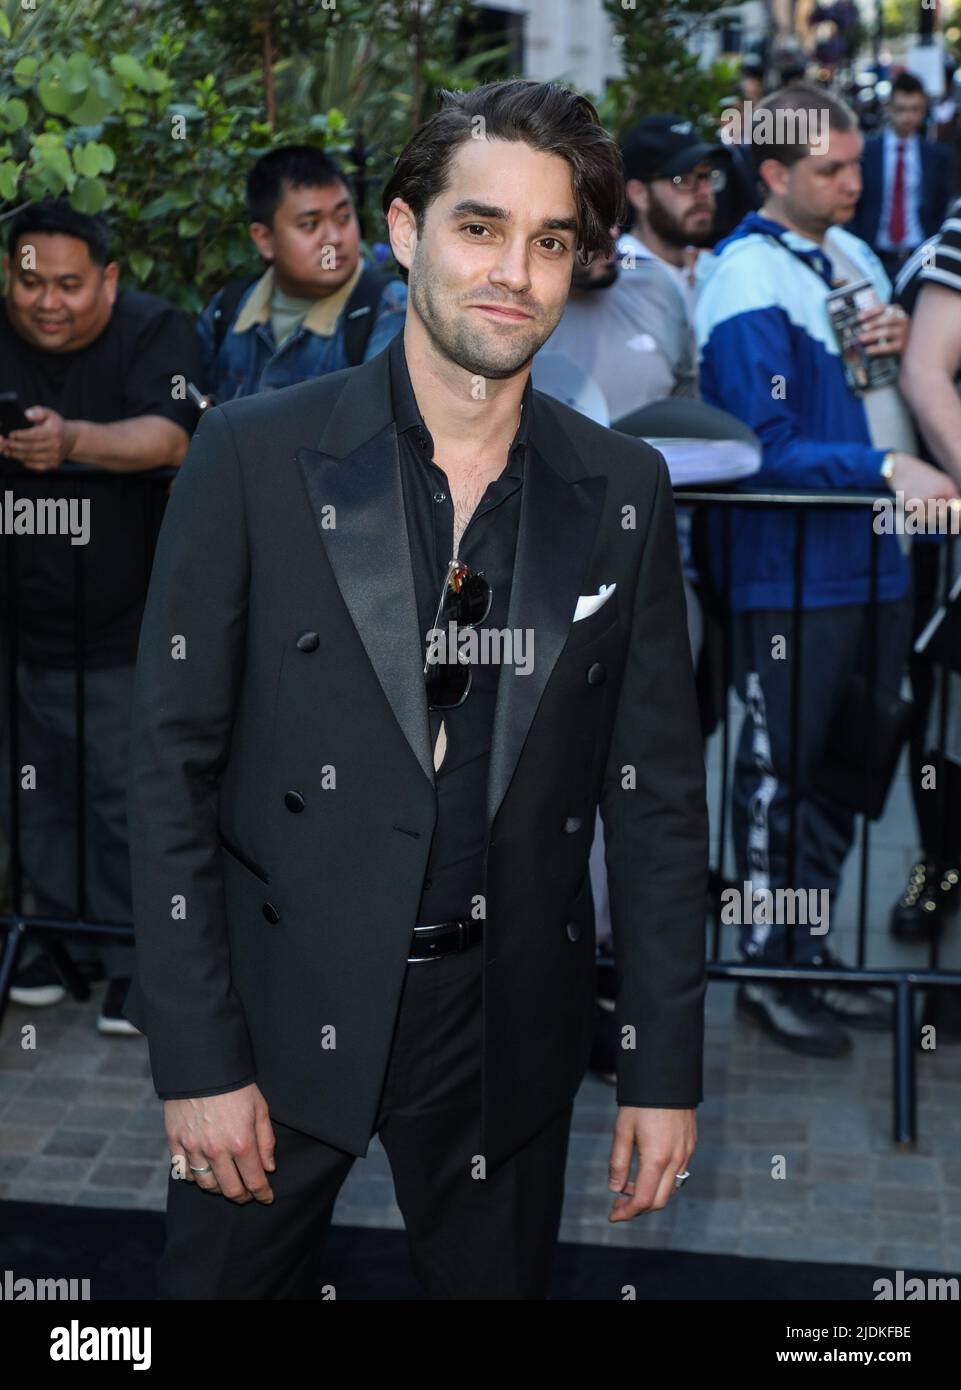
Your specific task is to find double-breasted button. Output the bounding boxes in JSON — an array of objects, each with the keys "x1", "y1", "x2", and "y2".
[
  {"x1": 563, "y1": 816, "x2": 582, "y2": 834},
  {"x1": 565, "y1": 920, "x2": 581, "y2": 942},
  {"x1": 284, "y1": 790, "x2": 306, "y2": 813},
  {"x1": 586, "y1": 663, "x2": 606, "y2": 686},
  {"x1": 262, "y1": 901, "x2": 281, "y2": 924},
  {"x1": 296, "y1": 631, "x2": 319, "y2": 652}
]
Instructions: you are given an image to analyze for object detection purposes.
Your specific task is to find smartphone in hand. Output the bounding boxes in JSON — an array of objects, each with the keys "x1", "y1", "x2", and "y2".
[{"x1": 0, "y1": 393, "x2": 32, "y2": 435}]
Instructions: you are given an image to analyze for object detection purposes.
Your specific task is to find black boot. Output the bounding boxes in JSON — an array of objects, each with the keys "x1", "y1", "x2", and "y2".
[{"x1": 890, "y1": 860, "x2": 960, "y2": 941}]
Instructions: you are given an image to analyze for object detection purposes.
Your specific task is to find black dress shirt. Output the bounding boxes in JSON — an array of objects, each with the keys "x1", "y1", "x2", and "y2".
[{"x1": 387, "y1": 329, "x2": 533, "y2": 924}]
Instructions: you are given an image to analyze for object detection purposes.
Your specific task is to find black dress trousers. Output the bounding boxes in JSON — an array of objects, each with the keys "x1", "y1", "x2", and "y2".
[{"x1": 157, "y1": 940, "x2": 575, "y2": 1300}]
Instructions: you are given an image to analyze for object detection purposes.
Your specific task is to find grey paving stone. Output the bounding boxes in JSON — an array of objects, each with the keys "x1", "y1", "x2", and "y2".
[
  {"x1": 0, "y1": 1071, "x2": 30, "y2": 1099},
  {"x1": 0, "y1": 1126, "x2": 48, "y2": 1155},
  {"x1": 877, "y1": 1213, "x2": 945, "y2": 1246},
  {"x1": 94, "y1": 1050, "x2": 152, "y2": 1080},
  {"x1": 810, "y1": 1153, "x2": 880, "y2": 1182},
  {"x1": 122, "y1": 1107, "x2": 167, "y2": 1134},
  {"x1": 0, "y1": 1099, "x2": 68, "y2": 1127},
  {"x1": 12, "y1": 1155, "x2": 96, "y2": 1186},
  {"x1": 76, "y1": 1079, "x2": 148, "y2": 1105},
  {"x1": 1, "y1": 1183, "x2": 87, "y2": 1206},
  {"x1": 74, "y1": 1189, "x2": 147, "y2": 1209},
  {"x1": 21, "y1": 1076, "x2": 86, "y2": 1102},
  {"x1": 103, "y1": 1132, "x2": 169, "y2": 1163},
  {"x1": 809, "y1": 1181, "x2": 877, "y2": 1210},
  {"x1": 86, "y1": 1161, "x2": 156, "y2": 1191},
  {"x1": 873, "y1": 1244, "x2": 950, "y2": 1270},
  {"x1": 41, "y1": 1130, "x2": 109, "y2": 1160},
  {"x1": 61, "y1": 1105, "x2": 136, "y2": 1130},
  {"x1": 875, "y1": 1184, "x2": 941, "y2": 1213}
]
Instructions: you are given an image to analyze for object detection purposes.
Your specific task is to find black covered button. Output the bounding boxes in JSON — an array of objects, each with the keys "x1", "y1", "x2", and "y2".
[
  {"x1": 284, "y1": 790, "x2": 306, "y2": 813},
  {"x1": 565, "y1": 921, "x2": 581, "y2": 942},
  {"x1": 296, "y1": 631, "x2": 319, "y2": 652},
  {"x1": 563, "y1": 817, "x2": 582, "y2": 834},
  {"x1": 586, "y1": 663, "x2": 606, "y2": 685},
  {"x1": 262, "y1": 901, "x2": 281, "y2": 924}
]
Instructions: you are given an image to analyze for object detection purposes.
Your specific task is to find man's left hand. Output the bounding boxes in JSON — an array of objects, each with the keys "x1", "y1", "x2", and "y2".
[{"x1": 607, "y1": 1105, "x2": 696, "y2": 1222}]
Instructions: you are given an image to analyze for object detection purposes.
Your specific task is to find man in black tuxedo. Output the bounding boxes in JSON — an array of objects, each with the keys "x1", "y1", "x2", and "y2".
[
  {"x1": 124, "y1": 78, "x2": 710, "y2": 1300},
  {"x1": 849, "y1": 71, "x2": 951, "y2": 283}
]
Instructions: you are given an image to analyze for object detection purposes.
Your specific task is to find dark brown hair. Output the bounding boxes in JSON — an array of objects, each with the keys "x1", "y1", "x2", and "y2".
[
  {"x1": 749, "y1": 83, "x2": 857, "y2": 172},
  {"x1": 381, "y1": 79, "x2": 624, "y2": 280}
]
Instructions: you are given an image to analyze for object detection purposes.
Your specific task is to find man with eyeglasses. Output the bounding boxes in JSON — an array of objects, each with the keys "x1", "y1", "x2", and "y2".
[{"x1": 617, "y1": 114, "x2": 725, "y2": 328}]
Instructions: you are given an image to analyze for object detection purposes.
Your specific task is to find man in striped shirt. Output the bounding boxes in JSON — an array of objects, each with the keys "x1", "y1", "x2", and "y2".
[{"x1": 891, "y1": 204, "x2": 961, "y2": 942}]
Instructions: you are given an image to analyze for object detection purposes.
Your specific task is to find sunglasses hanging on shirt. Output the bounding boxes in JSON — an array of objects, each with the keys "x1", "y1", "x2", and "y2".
[{"x1": 423, "y1": 558, "x2": 493, "y2": 710}]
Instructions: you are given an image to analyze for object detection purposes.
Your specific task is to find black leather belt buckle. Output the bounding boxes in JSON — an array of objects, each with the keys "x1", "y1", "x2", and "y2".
[{"x1": 407, "y1": 918, "x2": 477, "y2": 962}]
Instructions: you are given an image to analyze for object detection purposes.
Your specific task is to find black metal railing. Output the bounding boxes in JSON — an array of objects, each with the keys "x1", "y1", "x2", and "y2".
[
  {"x1": 676, "y1": 483, "x2": 961, "y2": 1146},
  {"x1": 0, "y1": 471, "x2": 958, "y2": 1150}
]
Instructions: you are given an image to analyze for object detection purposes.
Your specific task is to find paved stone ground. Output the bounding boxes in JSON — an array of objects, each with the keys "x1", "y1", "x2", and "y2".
[{"x1": 1, "y1": 720, "x2": 959, "y2": 1276}]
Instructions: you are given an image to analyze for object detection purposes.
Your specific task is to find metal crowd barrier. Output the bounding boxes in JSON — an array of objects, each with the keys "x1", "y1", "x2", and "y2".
[
  {"x1": 676, "y1": 483, "x2": 961, "y2": 1147},
  {"x1": 0, "y1": 471, "x2": 958, "y2": 1150}
]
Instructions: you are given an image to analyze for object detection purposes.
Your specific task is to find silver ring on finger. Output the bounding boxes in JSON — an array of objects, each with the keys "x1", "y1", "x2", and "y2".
[
  {"x1": 674, "y1": 1170, "x2": 691, "y2": 1189},
  {"x1": 189, "y1": 1163, "x2": 212, "y2": 1174}
]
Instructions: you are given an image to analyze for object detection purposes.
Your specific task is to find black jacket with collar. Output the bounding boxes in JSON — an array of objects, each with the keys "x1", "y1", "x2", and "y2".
[{"x1": 123, "y1": 339, "x2": 709, "y2": 1171}]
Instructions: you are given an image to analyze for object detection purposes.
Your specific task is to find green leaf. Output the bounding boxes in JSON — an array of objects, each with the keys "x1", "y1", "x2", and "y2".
[
  {"x1": 65, "y1": 87, "x2": 117, "y2": 126},
  {"x1": 129, "y1": 250, "x2": 154, "y2": 282},
  {"x1": 0, "y1": 99, "x2": 28, "y2": 132},
  {"x1": 73, "y1": 143, "x2": 102, "y2": 177},
  {"x1": 38, "y1": 80, "x2": 73, "y2": 116},
  {"x1": 138, "y1": 68, "x2": 169, "y2": 95},
  {"x1": 63, "y1": 55, "x2": 92, "y2": 96},
  {"x1": 140, "y1": 193, "x2": 179, "y2": 220},
  {"x1": 33, "y1": 141, "x2": 74, "y2": 186},
  {"x1": 13, "y1": 58, "x2": 39, "y2": 88},
  {"x1": 70, "y1": 177, "x2": 108, "y2": 214},
  {"x1": 111, "y1": 53, "x2": 147, "y2": 86},
  {"x1": 94, "y1": 142, "x2": 116, "y2": 173},
  {"x1": 0, "y1": 161, "x2": 20, "y2": 202},
  {"x1": 0, "y1": 11, "x2": 10, "y2": 40},
  {"x1": 177, "y1": 214, "x2": 202, "y2": 238}
]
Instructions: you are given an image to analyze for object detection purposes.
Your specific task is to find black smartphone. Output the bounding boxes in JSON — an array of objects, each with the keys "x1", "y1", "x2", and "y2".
[{"x1": 0, "y1": 393, "x2": 32, "y2": 434}]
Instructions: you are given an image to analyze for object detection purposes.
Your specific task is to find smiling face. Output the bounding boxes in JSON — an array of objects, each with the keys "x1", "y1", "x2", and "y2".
[
  {"x1": 250, "y1": 178, "x2": 361, "y2": 297},
  {"x1": 387, "y1": 137, "x2": 579, "y2": 379},
  {"x1": 4, "y1": 233, "x2": 117, "y2": 353}
]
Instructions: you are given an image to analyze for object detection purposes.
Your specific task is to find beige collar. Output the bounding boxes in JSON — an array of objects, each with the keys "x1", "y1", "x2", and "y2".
[{"x1": 233, "y1": 260, "x2": 365, "y2": 338}]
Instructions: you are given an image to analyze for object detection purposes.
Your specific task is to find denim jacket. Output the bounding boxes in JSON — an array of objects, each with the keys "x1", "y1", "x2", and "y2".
[{"x1": 196, "y1": 260, "x2": 407, "y2": 401}]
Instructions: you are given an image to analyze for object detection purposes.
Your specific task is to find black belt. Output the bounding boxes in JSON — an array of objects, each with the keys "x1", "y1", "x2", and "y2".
[{"x1": 407, "y1": 918, "x2": 482, "y2": 962}]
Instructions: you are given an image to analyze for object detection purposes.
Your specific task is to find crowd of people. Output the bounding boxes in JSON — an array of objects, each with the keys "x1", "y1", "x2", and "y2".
[{"x1": 0, "y1": 62, "x2": 959, "y2": 1074}]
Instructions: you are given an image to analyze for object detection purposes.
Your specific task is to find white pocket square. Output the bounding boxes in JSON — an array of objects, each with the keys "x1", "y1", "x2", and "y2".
[{"x1": 573, "y1": 583, "x2": 616, "y2": 622}]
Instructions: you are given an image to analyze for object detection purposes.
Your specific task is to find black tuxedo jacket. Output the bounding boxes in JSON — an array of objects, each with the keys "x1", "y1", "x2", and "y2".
[{"x1": 123, "y1": 340, "x2": 709, "y2": 1170}]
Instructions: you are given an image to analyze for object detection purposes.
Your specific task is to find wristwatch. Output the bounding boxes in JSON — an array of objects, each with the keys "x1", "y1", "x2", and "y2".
[{"x1": 880, "y1": 451, "x2": 896, "y2": 489}]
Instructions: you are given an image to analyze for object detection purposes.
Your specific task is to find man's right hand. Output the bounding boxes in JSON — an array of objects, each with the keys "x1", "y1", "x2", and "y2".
[
  {"x1": 887, "y1": 452, "x2": 961, "y2": 502},
  {"x1": 164, "y1": 1082, "x2": 276, "y2": 1204}
]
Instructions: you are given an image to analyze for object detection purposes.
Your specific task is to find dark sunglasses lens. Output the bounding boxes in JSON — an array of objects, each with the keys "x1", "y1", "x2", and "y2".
[
  {"x1": 441, "y1": 572, "x2": 490, "y2": 625},
  {"x1": 426, "y1": 660, "x2": 471, "y2": 709}
]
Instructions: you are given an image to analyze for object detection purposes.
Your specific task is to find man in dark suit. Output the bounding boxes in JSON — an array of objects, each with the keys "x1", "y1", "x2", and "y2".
[
  {"x1": 123, "y1": 78, "x2": 710, "y2": 1300},
  {"x1": 849, "y1": 71, "x2": 951, "y2": 282}
]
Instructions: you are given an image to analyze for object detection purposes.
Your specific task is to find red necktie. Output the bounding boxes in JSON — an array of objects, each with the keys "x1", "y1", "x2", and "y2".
[{"x1": 888, "y1": 140, "x2": 906, "y2": 246}]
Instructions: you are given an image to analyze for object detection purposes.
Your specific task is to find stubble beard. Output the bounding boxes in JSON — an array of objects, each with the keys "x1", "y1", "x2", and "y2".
[{"x1": 409, "y1": 257, "x2": 556, "y2": 381}]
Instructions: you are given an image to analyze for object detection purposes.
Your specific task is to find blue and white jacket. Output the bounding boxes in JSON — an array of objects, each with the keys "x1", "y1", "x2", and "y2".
[{"x1": 694, "y1": 211, "x2": 909, "y2": 611}]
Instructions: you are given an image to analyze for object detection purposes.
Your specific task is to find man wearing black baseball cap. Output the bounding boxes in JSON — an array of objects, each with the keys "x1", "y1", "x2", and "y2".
[{"x1": 618, "y1": 114, "x2": 724, "y2": 324}]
